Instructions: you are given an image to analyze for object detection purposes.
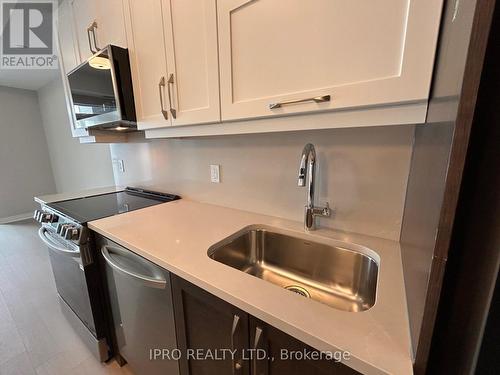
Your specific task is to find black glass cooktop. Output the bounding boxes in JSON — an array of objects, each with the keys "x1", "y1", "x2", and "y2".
[{"x1": 47, "y1": 187, "x2": 180, "y2": 224}]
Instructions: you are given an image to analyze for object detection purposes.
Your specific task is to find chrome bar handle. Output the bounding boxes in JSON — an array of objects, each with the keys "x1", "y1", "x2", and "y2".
[
  {"x1": 269, "y1": 94, "x2": 331, "y2": 109},
  {"x1": 38, "y1": 227, "x2": 80, "y2": 258},
  {"x1": 86, "y1": 24, "x2": 97, "y2": 54},
  {"x1": 231, "y1": 315, "x2": 242, "y2": 374},
  {"x1": 90, "y1": 21, "x2": 101, "y2": 51},
  {"x1": 158, "y1": 77, "x2": 169, "y2": 120},
  {"x1": 167, "y1": 73, "x2": 177, "y2": 119},
  {"x1": 101, "y1": 246, "x2": 167, "y2": 289},
  {"x1": 253, "y1": 326, "x2": 267, "y2": 375}
]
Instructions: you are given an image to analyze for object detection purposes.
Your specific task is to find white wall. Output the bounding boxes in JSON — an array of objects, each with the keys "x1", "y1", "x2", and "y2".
[
  {"x1": 110, "y1": 125, "x2": 414, "y2": 241},
  {"x1": 0, "y1": 86, "x2": 56, "y2": 220},
  {"x1": 37, "y1": 77, "x2": 115, "y2": 193}
]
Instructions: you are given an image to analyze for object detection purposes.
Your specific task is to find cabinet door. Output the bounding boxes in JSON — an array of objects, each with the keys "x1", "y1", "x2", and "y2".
[
  {"x1": 123, "y1": 0, "x2": 171, "y2": 129},
  {"x1": 250, "y1": 319, "x2": 359, "y2": 375},
  {"x1": 56, "y1": 1, "x2": 89, "y2": 138},
  {"x1": 163, "y1": 0, "x2": 220, "y2": 126},
  {"x1": 95, "y1": 0, "x2": 128, "y2": 48},
  {"x1": 71, "y1": 0, "x2": 98, "y2": 61},
  {"x1": 57, "y1": 0, "x2": 80, "y2": 72},
  {"x1": 171, "y1": 275, "x2": 250, "y2": 375},
  {"x1": 217, "y1": 0, "x2": 443, "y2": 121}
]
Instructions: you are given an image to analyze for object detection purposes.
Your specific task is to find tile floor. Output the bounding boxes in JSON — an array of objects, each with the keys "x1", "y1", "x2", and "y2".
[{"x1": 0, "y1": 220, "x2": 134, "y2": 375}]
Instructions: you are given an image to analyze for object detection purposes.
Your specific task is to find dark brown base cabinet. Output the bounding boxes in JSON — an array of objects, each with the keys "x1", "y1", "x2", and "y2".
[{"x1": 171, "y1": 275, "x2": 359, "y2": 375}]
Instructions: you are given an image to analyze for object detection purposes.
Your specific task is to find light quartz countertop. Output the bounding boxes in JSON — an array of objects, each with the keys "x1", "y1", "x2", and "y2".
[
  {"x1": 34, "y1": 186, "x2": 123, "y2": 205},
  {"x1": 88, "y1": 199, "x2": 412, "y2": 375}
]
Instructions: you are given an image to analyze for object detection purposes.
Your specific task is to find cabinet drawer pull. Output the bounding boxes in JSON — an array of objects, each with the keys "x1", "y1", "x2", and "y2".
[
  {"x1": 253, "y1": 326, "x2": 268, "y2": 375},
  {"x1": 86, "y1": 23, "x2": 96, "y2": 54},
  {"x1": 269, "y1": 95, "x2": 331, "y2": 110},
  {"x1": 158, "y1": 77, "x2": 169, "y2": 120},
  {"x1": 90, "y1": 21, "x2": 100, "y2": 51},
  {"x1": 231, "y1": 315, "x2": 242, "y2": 374},
  {"x1": 167, "y1": 73, "x2": 177, "y2": 119}
]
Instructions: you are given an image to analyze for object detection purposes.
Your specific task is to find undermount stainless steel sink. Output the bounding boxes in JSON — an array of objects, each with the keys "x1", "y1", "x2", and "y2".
[{"x1": 208, "y1": 226, "x2": 379, "y2": 312}]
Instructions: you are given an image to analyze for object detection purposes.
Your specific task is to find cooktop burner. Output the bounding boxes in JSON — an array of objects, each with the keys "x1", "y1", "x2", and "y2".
[{"x1": 47, "y1": 187, "x2": 180, "y2": 224}]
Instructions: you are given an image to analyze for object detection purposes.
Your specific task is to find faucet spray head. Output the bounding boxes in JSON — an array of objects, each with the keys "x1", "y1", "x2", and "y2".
[
  {"x1": 298, "y1": 168, "x2": 306, "y2": 186},
  {"x1": 298, "y1": 143, "x2": 314, "y2": 186}
]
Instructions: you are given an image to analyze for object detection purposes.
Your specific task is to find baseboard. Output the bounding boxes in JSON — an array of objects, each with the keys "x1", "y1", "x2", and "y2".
[{"x1": 0, "y1": 212, "x2": 33, "y2": 224}]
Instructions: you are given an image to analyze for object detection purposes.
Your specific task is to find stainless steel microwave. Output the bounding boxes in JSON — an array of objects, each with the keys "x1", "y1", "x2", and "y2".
[{"x1": 67, "y1": 45, "x2": 137, "y2": 131}]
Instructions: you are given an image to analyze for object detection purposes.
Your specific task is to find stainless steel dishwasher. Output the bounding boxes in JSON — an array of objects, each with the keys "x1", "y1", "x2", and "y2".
[{"x1": 97, "y1": 236, "x2": 179, "y2": 375}]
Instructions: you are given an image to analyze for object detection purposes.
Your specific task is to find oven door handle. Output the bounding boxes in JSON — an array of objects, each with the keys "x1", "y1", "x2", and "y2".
[
  {"x1": 38, "y1": 227, "x2": 80, "y2": 258},
  {"x1": 101, "y1": 246, "x2": 167, "y2": 289}
]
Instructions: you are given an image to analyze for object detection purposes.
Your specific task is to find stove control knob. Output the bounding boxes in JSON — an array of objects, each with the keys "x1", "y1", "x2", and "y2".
[
  {"x1": 64, "y1": 226, "x2": 80, "y2": 241},
  {"x1": 56, "y1": 223, "x2": 67, "y2": 235},
  {"x1": 37, "y1": 212, "x2": 45, "y2": 222},
  {"x1": 34, "y1": 210, "x2": 48, "y2": 222},
  {"x1": 63, "y1": 226, "x2": 72, "y2": 239},
  {"x1": 71, "y1": 228, "x2": 80, "y2": 241},
  {"x1": 39, "y1": 213, "x2": 58, "y2": 223},
  {"x1": 60, "y1": 224, "x2": 71, "y2": 237},
  {"x1": 33, "y1": 210, "x2": 42, "y2": 222}
]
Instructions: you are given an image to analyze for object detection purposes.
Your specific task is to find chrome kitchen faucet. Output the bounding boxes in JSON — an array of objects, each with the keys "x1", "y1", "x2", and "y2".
[{"x1": 298, "y1": 143, "x2": 331, "y2": 231}]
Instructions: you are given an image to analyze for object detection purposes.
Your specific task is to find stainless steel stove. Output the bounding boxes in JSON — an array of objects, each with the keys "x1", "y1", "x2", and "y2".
[{"x1": 34, "y1": 187, "x2": 179, "y2": 361}]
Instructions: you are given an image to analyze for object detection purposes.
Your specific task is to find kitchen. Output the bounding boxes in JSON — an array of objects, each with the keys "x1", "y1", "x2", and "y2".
[{"x1": 0, "y1": 0, "x2": 498, "y2": 375}]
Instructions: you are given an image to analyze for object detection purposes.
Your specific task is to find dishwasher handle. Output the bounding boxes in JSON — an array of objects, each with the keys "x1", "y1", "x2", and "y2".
[{"x1": 101, "y1": 245, "x2": 167, "y2": 289}]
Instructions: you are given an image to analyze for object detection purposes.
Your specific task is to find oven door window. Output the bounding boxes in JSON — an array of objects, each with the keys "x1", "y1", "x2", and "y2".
[{"x1": 42, "y1": 229, "x2": 97, "y2": 335}]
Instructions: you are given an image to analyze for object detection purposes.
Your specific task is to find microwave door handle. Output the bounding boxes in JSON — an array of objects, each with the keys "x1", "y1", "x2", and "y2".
[
  {"x1": 101, "y1": 246, "x2": 167, "y2": 289},
  {"x1": 38, "y1": 227, "x2": 80, "y2": 258}
]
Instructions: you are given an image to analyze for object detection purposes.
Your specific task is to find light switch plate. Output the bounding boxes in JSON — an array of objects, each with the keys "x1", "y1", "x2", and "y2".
[{"x1": 210, "y1": 164, "x2": 220, "y2": 183}]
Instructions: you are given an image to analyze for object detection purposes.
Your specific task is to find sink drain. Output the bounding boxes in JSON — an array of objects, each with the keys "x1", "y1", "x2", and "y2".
[{"x1": 285, "y1": 285, "x2": 311, "y2": 298}]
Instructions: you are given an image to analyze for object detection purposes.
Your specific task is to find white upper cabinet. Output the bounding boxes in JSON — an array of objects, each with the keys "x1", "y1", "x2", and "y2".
[
  {"x1": 217, "y1": 0, "x2": 443, "y2": 121},
  {"x1": 56, "y1": 1, "x2": 79, "y2": 73},
  {"x1": 95, "y1": 0, "x2": 128, "y2": 48},
  {"x1": 123, "y1": 0, "x2": 170, "y2": 129},
  {"x1": 56, "y1": 0, "x2": 129, "y2": 140},
  {"x1": 57, "y1": 0, "x2": 445, "y2": 138},
  {"x1": 124, "y1": 0, "x2": 220, "y2": 129},
  {"x1": 66, "y1": 0, "x2": 127, "y2": 64},
  {"x1": 71, "y1": 0, "x2": 98, "y2": 61},
  {"x1": 163, "y1": 0, "x2": 220, "y2": 126}
]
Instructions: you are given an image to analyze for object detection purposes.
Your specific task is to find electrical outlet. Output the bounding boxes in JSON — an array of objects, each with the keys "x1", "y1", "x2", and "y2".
[
  {"x1": 113, "y1": 159, "x2": 125, "y2": 173},
  {"x1": 210, "y1": 164, "x2": 220, "y2": 183}
]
